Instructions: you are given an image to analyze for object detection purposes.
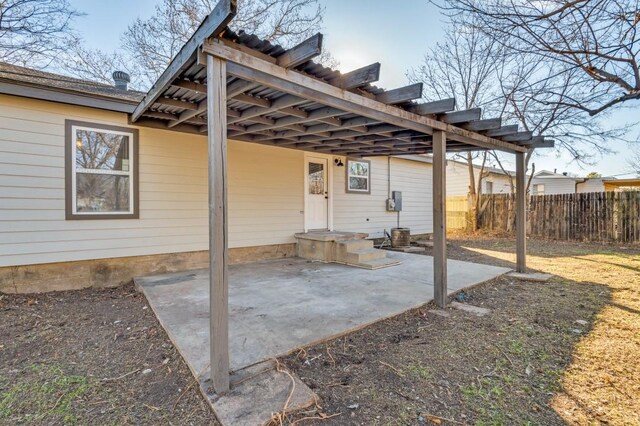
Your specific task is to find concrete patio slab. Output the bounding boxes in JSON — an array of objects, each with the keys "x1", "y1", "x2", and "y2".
[
  {"x1": 206, "y1": 363, "x2": 315, "y2": 426},
  {"x1": 135, "y1": 251, "x2": 510, "y2": 375}
]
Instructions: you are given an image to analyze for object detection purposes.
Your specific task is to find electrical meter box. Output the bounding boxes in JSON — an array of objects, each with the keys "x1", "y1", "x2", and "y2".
[{"x1": 386, "y1": 191, "x2": 402, "y2": 212}]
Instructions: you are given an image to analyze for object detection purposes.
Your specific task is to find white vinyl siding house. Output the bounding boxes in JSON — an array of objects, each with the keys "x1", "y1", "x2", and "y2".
[
  {"x1": 576, "y1": 178, "x2": 605, "y2": 193},
  {"x1": 0, "y1": 94, "x2": 434, "y2": 268},
  {"x1": 333, "y1": 156, "x2": 432, "y2": 238},
  {"x1": 446, "y1": 159, "x2": 513, "y2": 196},
  {"x1": 530, "y1": 171, "x2": 579, "y2": 195},
  {"x1": 0, "y1": 95, "x2": 210, "y2": 267}
]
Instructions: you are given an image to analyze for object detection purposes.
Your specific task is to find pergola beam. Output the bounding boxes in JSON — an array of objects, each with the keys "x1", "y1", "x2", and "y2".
[
  {"x1": 156, "y1": 97, "x2": 199, "y2": 110},
  {"x1": 485, "y1": 124, "x2": 519, "y2": 137},
  {"x1": 376, "y1": 83, "x2": 423, "y2": 104},
  {"x1": 172, "y1": 79, "x2": 207, "y2": 94},
  {"x1": 202, "y1": 40, "x2": 526, "y2": 152},
  {"x1": 276, "y1": 33, "x2": 323, "y2": 68},
  {"x1": 132, "y1": 0, "x2": 237, "y2": 121},
  {"x1": 530, "y1": 139, "x2": 554, "y2": 148},
  {"x1": 409, "y1": 98, "x2": 455, "y2": 115},
  {"x1": 503, "y1": 131, "x2": 533, "y2": 142},
  {"x1": 441, "y1": 108, "x2": 481, "y2": 124},
  {"x1": 228, "y1": 94, "x2": 306, "y2": 124},
  {"x1": 227, "y1": 79, "x2": 259, "y2": 97},
  {"x1": 462, "y1": 117, "x2": 502, "y2": 131},
  {"x1": 329, "y1": 62, "x2": 381, "y2": 89}
]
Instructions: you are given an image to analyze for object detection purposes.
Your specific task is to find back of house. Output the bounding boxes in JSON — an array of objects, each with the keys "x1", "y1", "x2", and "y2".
[{"x1": 0, "y1": 63, "x2": 435, "y2": 293}]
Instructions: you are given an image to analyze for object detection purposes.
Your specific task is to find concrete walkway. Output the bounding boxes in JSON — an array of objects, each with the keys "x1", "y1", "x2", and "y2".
[{"x1": 135, "y1": 251, "x2": 510, "y2": 378}]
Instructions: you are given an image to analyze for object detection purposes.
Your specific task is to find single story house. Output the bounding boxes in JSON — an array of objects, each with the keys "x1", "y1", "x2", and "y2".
[
  {"x1": 531, "y1": 170, "x2": 582, "y2": 195},
  {"x1": 531, "y1": 171, "x2": 640, "y2": 195},
  {"x1": 447, "y1": 158, "x2": 514, "y2": 196},
  {"x1": 0, "y1": 63, "x2": 440, "y2": 292},
  {"x1": 0, "y1": 0, "x2": 553, "y2": 393}
]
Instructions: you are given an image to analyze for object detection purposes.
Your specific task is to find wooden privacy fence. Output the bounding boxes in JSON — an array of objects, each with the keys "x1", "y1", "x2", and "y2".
[
  {"x1": 446, "y1": 196, "x2": 470, "y2": 230},
  {"x1": 478, "y1": 191, "x2": 640, "y2": 243}
]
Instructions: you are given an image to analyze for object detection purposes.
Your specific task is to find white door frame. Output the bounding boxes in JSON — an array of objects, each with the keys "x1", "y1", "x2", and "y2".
[{"x1": 303, "y1": 152, "x2": 334, "y2": 232}]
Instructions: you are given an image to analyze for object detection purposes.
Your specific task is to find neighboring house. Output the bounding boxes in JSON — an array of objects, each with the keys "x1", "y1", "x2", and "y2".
[
  {"x1": 0, "y1": 62, "x2": 435, "y2": 290},
  {"x1": 530, "y1": 170, "x2": 581, "y2": 195},
  {"x1": 446, "y1": 158, "x2": 514, "y2": 196},
  {"x1": 602, "y1": 178, "x2": 640, "y2": 191},
  {"x1": 531, "y1": 171, "x2": 640, "y2": 194},
  {"x1": 576, "y1": 177, "x2": 605, "y2": 193},
  {"x1": 578, "y1": 177, "x2": 640, "y2": 192}
]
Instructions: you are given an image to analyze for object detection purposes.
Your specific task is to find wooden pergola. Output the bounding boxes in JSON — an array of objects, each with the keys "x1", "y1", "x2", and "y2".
[{"x1": 130, "y1": 0, "x2": 552, "y2": 394}]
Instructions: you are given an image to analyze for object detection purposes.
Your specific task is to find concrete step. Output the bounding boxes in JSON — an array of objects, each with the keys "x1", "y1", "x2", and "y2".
[
  {"x1": 337, "y1": 238, "x2": 373, "y2": 252},
  {"x1": 345, "y1": 248, "x2": 387, "y2": 264},
  {"x1": 351, "y1": 256, "x2": 401, "y2": 270},
  {"x1": 335, "y1": 239, "x2": 373, "y2": 262}
]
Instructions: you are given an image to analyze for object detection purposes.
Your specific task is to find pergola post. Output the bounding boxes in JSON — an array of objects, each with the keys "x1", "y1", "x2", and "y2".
[
  {"x1": 207, "y1": 54, "x2": 230, "y2": 394},
  {"x1": 432, "y1": 130, "x2": 447, "y2": 308},
  {"x1": 515, "y1": 151, "x2": 527, "y2": 273}
]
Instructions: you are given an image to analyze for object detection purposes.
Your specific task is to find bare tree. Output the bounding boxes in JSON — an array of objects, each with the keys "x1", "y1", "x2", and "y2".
[
  {"x1": 408, "y1": 18, "x2": 504, "y2": 229},
  {"x1": 61, "y1": 0, "x2": 324, "y2": 90},
  {"x1": 438, "y1": 0, "x2": 640, "y2": 116},
  {"x1": 410, "y1": 6, "x2": 635, "y2": 231},
  {"x1": 60, "y1": 42, "x2": 145, "y2": 87},
  {"x1": 0, "y1": 0, "x2": 81, "y2": 67},
  {"x1": 628, "y1": 146, "x2": 640, "y2": 176}
]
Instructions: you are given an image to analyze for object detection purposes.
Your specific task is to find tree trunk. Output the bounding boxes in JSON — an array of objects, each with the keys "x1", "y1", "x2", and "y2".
[{"x1": 466, "y1": 153, "x2": 478, "y2": 231}]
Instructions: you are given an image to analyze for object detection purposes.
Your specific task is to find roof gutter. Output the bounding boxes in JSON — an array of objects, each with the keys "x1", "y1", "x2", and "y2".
[{"x1": 0, "y1": 80, "x2": 138, "y2": 114}]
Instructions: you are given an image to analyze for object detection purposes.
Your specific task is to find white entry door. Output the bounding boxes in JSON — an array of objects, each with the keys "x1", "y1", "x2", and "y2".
[{"x1": 305, "y1": 157, "x2": 329, "y2": 230}]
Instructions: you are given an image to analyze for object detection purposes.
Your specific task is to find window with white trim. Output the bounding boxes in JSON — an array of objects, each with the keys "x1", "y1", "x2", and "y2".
[
  {"x1": 533, "y1": 184, "x2": 545, "y2": 195},
  {"x1": 65, "y1": 120, "x2": 139, "y2": 219},
  {"x1": 485, "y1": 181, "x2": 494, "y2": 194},
  {"x1": 346, "y1": 159, "x2": 371, "y2": 194}
]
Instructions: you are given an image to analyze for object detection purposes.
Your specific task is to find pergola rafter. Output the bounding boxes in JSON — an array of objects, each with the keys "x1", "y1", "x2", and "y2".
[{"x1": 129, "y1": 0, "x2": 552, "y2": 396}]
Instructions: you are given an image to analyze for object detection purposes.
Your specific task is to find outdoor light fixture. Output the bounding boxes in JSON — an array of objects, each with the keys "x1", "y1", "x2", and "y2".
[{"x1": 334, "y1": 158, "x2": 344, "y2": 167}]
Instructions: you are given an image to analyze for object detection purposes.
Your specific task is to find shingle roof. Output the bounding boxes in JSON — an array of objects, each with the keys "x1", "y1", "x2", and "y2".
[{"x1": 0, "y1": 62, "x2": 145, "y2": 103}]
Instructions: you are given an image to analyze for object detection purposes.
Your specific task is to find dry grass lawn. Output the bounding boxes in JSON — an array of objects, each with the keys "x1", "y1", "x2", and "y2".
[
  {"x1": 468, "y1": 237, "x2": 640, "y2": 424},
  {"x1": 282, "y1": 235, "x2": 640, "y2": 425},
  {"x1": 1, "y1": 235, "x2": 638, "y2": 425}
]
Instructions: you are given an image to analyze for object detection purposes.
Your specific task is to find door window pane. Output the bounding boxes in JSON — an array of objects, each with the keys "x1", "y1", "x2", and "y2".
[{"x1": 309, "y1": 162, "x2": 324, "y2": 195}]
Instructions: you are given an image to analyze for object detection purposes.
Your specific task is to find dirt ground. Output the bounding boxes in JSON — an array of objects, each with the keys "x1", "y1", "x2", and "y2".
[
  {"x1": 0, "y1": 284, "x2": 219, "y2": 425},
  {"x1": 282, "y1": 234, "x2": 640, "y2": 425},
  {"x1": 2, "y1": 235, "x2": 638, "y2": 425}
]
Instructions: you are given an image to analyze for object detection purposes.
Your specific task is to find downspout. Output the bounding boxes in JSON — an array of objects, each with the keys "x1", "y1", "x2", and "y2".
[
  {"x1": 387, "y1": 157, "x2": 391, "y2": 199},
  {"x1": 576, "y1": 178, "x2": 587, "y2": 193}
]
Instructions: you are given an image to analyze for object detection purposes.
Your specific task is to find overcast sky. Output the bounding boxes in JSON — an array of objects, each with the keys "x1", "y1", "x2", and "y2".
[{"x1": 68, "y1": 0, "x2": 639, "y2": 177}]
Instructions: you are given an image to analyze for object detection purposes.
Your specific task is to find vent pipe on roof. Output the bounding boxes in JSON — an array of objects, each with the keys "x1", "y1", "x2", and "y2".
[{"x1": 112, "y1": 71, "x2": 130, "y2": 91}]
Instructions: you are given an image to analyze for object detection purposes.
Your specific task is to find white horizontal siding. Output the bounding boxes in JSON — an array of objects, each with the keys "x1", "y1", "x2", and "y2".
[
  {"x1": 1, "y1": 95, "x2": 438, "y2": 267},
  {"x1": 0, "y1": 95, "x2": 304, "y2": 267},
  {"x1": 485, "y1": 175, "x2": 513, "y2": 194},
  {"x1": 446, "y1": 160, "x2": 473, "y2": 196},
  {"x1": 577, "y1": 179, "x2": 604, "y2": 193},
  {"x1": 332, "y1": 156, "x2": 432, "y2": 238},
  {"x1": 446, "y1": 160, "x2": 513, "y2": 196},
  {"x1": 531, "y1": 177, "x2": 576, "y2": 194}
]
